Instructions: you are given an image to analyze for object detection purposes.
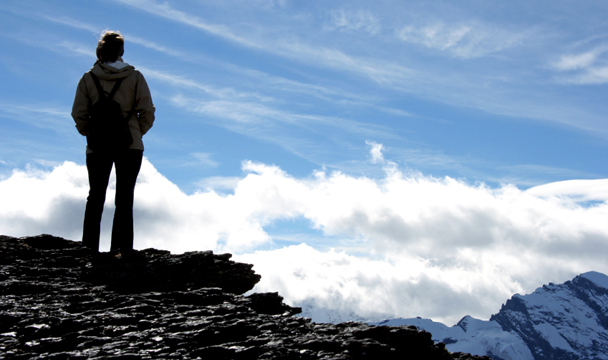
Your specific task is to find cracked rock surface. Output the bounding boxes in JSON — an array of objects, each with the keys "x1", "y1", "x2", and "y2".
[{"x1": 0, "y1": 234, "x2": 490, "y2": 359}]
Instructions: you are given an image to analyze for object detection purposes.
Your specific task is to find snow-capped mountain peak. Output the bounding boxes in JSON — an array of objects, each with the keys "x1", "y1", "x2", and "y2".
[
  {"x1": 372, "y1": 271, "x2": 608, "y2": 360},
  {"x1": 580, "y1": 270, "x2": 608, "y2": 289}
]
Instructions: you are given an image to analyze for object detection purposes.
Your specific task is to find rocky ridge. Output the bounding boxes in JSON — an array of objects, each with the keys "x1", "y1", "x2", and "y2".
[{"x1": 0, "y1": 234, "x2": 488, "y2": 359}]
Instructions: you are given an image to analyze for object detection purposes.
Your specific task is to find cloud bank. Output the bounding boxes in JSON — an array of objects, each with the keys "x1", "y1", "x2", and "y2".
[{"x1": 1, "y1": 148, "x2": 607, "y2": 324}]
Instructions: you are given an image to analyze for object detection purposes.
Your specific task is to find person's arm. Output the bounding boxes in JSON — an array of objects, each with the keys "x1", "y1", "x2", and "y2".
[
  {"x1": 71, "y1": 75, "x2": 90, "y2": 136},
  {"x1": 135, "y1": 72, "x2": 155, "y2": 135}
]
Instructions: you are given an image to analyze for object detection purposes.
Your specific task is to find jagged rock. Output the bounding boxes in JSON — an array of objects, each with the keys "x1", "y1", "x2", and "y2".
[{"x1": 0, "y1": 234, "x2": 485, "y2": 359}]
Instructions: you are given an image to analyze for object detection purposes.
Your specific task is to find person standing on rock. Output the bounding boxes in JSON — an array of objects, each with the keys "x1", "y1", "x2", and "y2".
[{"x1": 71, "y1": 30, "x2": 155, "y2": 253}]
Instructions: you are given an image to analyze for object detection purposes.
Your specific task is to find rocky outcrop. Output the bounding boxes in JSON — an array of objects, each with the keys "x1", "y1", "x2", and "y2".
[{"x1": 0, "y1": 234, "x2": 487, "y2": 359}]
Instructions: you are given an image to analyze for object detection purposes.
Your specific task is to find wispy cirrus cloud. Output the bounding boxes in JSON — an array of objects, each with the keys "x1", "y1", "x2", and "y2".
[
  {"x1": 554, "y1": 51, "x2": 599, "y2": 71},
  {"x1": 7, "y1": 31, "x2": 93, "y2": 59},
  {"x1": 110, "y1": 0, "x2": 608, "y2": 139},
  {"x1": 40, "y1": 12, "x2": 370, "y2": 106},
  {"x1": 190, "y1": 152, "x2": 219, "y2": 168},
  {"x1": 113, "y1": 0, "x2": 415, "y2": 85},
  {"x1": 3, "y1": 23, "x2": 409, "y2": 169},
  {"x1": 141, "y1": 67, "x2": 274, "y2": 102},
  {"x1": 495, "y1": 164, "x2": 599, "y2": 187},
  {"x1": 0, "y1": 103, "x2": 72, "y2": 131},
  {"x1": 114, "y1": 0, "x2": 261, "y2": 49},
  {"x1": 395, "y1": 21, "x2": 528, "y2": 59},
  {"x1": 41, "y1": 15, "x2": 99, "y2": 33},
  {"x1": 552, "y1": 45, "x2": 608, "y2": 84},
  {"x1": 171, "y1": 95, "x2": 393, "y2": 139},
  {"x1": 168, "y1": 95, "x2": 399, "y2": 167},
  {"x1": 325, "y1": 8, "x2": 380, "y2": 35}
]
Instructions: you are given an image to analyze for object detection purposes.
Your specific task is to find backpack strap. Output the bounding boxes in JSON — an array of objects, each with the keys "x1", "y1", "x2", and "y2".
[
  {"x1": 108, "y1": 77, "x2": 125, "y2": 99},
  {"x1": 89, "y1": 72, "x2": 124, "y2": 100},
  {"x1": 89, "y1": 71, "x2": 136, "y2": 122}
]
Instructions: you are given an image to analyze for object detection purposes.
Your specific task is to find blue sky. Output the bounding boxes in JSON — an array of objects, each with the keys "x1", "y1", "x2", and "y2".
[{"x1": 1, "y1": 0, "x2": 608, "y2": 325}]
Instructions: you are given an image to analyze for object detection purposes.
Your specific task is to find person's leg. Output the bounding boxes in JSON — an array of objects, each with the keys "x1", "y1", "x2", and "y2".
[
  {"x1": 111, "y1": 150, "x2": 143, "y2": 251},
  {"x1": 82, "y1": 153, "x2": 113, "y2": 252}
]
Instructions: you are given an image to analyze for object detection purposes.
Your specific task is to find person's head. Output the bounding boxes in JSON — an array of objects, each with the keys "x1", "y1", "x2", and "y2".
[{"x1": 96, "y1": 30, "x2": 124, "y2": 63}]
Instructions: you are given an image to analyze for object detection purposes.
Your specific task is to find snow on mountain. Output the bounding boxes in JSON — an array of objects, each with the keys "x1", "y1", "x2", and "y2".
[
  {"x1": 581, "y1": 271, "x2": 608, "y2": 289},
  {"x1": 370, "y1": 316, "x2": 533, "y2": 360},
  {"x1": 369, "y1": 271, "x2": 608, "y2": 360},
  {"x1": 295, "y1": 298, "x2": 390, "y2": 324},
  {"x1": 491, "y1": 271, "x2": 608, "y2": 360}
]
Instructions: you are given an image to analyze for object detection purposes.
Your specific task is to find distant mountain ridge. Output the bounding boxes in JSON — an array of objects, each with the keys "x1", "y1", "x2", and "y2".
[{"x1": 371, "y1": 272, "x2": 608, "y2": 360}]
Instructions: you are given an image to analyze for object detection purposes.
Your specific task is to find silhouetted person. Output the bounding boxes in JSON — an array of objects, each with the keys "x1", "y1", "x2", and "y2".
[{"x1": 72, "y1": 31, "x2": 155, "y2": 252}]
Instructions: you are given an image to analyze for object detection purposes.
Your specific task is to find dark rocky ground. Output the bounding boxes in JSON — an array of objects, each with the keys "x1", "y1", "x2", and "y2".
[{"x1": 0, "y1": 234, "x2": 490, "y2": 359}]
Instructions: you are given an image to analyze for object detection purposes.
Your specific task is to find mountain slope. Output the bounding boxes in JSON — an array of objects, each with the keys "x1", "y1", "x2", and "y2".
[
  {"x1": 373, "y1": 316, "x2": 533, "y2": 360},
  {"x1": 372, "y1": 272, "x2": 608, "y2": 360},
  {"x1": 491, "y1": 271, "x2": 608, "y2": 360}
]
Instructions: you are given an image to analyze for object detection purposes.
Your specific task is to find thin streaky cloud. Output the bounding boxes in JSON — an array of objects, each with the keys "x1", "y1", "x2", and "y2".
[
  {"x1": 0, "y1": 103, "x2": 72, "y2": 129},
  {"x1": 41, "y1": 12, "x2": 373, "y2": 107},
  {"x1": 231, "y1": 66, "x2": 374, "y2": 104},
  {"x1": 497, "y1": 164, "x2": 598, "y2": 179},
  {"x1": 326, "y1": 9, "x2": 381, "y2": 35},
  {"x1": 9, "y1": 29, "x2": 265, "y2": 103},
  {"x1": 190, "y1": 152, "x2": 220, "y2": 168},
  {"x1": 111, "y1": 1, "x2": 608, "y2": 137},
  {"x1": 12, "y1": 0, "x2": 608, "y2": 137},
  {"x1": 554, "y1": 51, "x2": 598, "y2": 71},
  {"x1": 552, "y1": 43, "x2": 608, "y2": 71},
  {"x1": 9, "y1": 32, "x2": 93, "y2": 59},
  {"x1": 395, "y1": 21, "x2": 529, "y2": 59},
  {"x1": 114, "y1": 0, "x2": 262, "y2": 49},
  {"x1": 44, "y1": 14, "x2": 194, "y2": 60},
  {"x1": 141, "y1": 67, "x2": 275, "y2": 102},
  {"x1": 40, "y1": 13, "x2": 219, "y2": 65},
  {"x1": 561, "y1": 66, "x2": 608, "y2": 85},
  {"x1": 126, "y1": 35, "x2": 190, "y2": 58},
  {"x1": 113, "y1": 0, "x2": 415, "y2": 84},
  {"x1": 550, "y1": 43, "x2": 608, "y2": 84},
  {"x1": 172, "y1": 95, "x2": 395, "y2": 139},
  {"x1": 378, "y1": 107, "x2": 415, "y2": 118},
  {"x1": 6, "y1": 28, "x2": 406, "y2": 151},
  {"x1": 168, "y1": 96, "x2": 399, "y2": 167},
  {"x1": 41, "y1": 15, "x2": 100, "y2": 33},
  {"x1": 276, "y1": 40, "x2": 415, "y2": 85},
  {"x1": 486, "y1": 167, "x2": 601, "y2": 189}
]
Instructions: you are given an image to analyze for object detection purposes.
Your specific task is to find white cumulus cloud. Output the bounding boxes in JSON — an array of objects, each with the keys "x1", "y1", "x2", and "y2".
[{"x1": 1, "y1": 149, "x2": 607, "y2": 325}]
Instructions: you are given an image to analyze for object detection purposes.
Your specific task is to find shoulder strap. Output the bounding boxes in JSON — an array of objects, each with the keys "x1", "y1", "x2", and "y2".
[
  {"x1": 89, "y1": 72, "x2": 124, "y2": 100},
  {"x1": 89, "y1": 72, "x2": 105, "y2": 98},
  {"x1": 108, "y1": 78, "x2": 125, "y2": 99}
]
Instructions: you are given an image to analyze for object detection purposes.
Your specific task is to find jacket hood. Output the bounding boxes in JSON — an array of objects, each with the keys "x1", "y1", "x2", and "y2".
[{"x1": 90, "y1": 57, "x2": 135, "y2": 80}]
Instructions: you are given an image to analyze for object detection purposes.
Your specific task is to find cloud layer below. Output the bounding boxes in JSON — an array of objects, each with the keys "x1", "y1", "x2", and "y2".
[{"x1": 1, "y1": 149, "x2": 607, "y2": 324}]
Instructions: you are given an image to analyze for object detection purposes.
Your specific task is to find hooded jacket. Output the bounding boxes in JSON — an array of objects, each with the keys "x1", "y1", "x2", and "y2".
[{"x1": 71, "y1": 59, "x2": 155, "y2": 154}]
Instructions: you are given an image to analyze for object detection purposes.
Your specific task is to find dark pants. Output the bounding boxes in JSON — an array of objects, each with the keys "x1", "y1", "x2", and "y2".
[{"x1": 82, "y1": 150, "x2": 143, "y2": 252}]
